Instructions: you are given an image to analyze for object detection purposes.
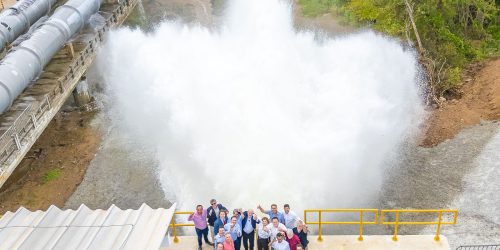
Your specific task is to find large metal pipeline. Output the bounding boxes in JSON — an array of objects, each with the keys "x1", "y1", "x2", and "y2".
[
  {"x1": 0, "y1": 0, "x2": 102, "y2": 113},
  {"x1": 0, "y1": 0, "x2": 57, "y2": 51}
]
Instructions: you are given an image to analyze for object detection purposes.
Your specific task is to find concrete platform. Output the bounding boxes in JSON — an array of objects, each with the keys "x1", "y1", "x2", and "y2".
[{"x1": 163, "y1": 235, "x2": 450, "y2": 250}]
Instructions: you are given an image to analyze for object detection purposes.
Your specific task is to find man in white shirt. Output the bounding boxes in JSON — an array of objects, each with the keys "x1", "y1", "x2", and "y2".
[
  {"x1": 270, "y1": 232, "x2": 290, "y2": 250},
  {"x1": 269, "y1": 217, "x2": 287, "y2": 240},
  {"x1": 257, "y1": 217, "x2": 272, "y2": 250},
  {"x1": 283, "y1": 204, "x2": 300, "y2": 229}
]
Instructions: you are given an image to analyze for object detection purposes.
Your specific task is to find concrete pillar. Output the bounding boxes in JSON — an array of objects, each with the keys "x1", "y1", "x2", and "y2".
[{"x1": 73, "y1": 76, "x2": 92, "y2": 107}]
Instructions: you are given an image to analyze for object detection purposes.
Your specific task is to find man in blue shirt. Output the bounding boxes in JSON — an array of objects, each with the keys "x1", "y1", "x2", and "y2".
[
  {"x1": 257, "y1": 204, "x2": 285, "y2": 224},
  {"x1": 231, "y1": 209, "x2": 243, "y2": 249},
  {"x1": 214, "y1": 210, "x2": 228, "y2": 235},
  {"x1": 241, "y1": 209, "x2": 260, "y2": 250},
  {"x1": 224, "y1": 216, "x2": 242, "y2": 249}
]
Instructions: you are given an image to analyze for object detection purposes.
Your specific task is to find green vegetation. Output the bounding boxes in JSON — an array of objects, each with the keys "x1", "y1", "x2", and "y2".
[
  {"x1": 43, "y1": 168, "x2": 61, "y2": 184},
  {"x1": 298, "y1": 0, "x2": 345, "y2": 17},
  {"x1": 298, "y1": 0, "x2": 500, "y2": 100}
]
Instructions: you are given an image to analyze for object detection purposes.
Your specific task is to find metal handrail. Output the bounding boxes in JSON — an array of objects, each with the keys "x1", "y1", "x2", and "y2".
[
  {"x1": 380, "y1": 209, "x2": 458, "y2": 241},
  {"x1": 0, "y1": 0, "x2": 137, "y2": 176},
  {"x1": 169, "y1": 211, "x2": 196, "y2": 243},
  {"x1": 303, "y1": 209, "x2": 379, "y2": 242},
  {"x1": 456, "y1": 245, "x2": 500, "y2": 250}
]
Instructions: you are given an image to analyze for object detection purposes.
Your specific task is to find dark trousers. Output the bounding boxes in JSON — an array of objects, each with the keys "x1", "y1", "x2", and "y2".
[
  {"x1": 195, "y1": 227, "x2": 209, "y2": 246},
  {"x1": 234, "y1": 236, "x2": 242, "y2": 250},
  {"x1": 257, "y1": 238, "x2": 269, "y2": 250},
  {"x1": 242, "y1": 231, "x2": 255, "y2": 250}
]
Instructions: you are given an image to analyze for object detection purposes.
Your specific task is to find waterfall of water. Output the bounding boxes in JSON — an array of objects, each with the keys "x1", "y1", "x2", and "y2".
[{"x1": 97, "y1": 0, "x2": 424, "y2": 211}]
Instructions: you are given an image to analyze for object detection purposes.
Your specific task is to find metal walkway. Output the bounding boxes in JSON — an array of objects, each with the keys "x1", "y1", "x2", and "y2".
[{"x1": 0, "y1": 0, "x2": 138, "y2": 188}]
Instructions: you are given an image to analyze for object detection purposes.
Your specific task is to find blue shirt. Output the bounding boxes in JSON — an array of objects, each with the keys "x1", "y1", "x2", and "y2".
[
  {"x1": 214, "y1": 234, "x2": 225, "y2": 249},
  {"x1": 236, "y1": 215, "x2": 243, "y2": 229},
  {"x1": 267, "y1": 211, "x2": 285, "y2": 224},
  {"x1": 214, "y1": 216, "x2": 228, "y2": 235},
  {"x1": 224, "y1": 222, "x2": 242, "y2": 241}
]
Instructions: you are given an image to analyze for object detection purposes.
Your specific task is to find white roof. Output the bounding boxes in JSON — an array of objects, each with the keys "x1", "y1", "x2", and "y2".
[{"x1": 0, "y1": 203, "x2": 176, "y2": 250}]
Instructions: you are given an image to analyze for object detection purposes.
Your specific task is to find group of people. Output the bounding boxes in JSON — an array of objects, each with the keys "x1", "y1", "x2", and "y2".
[{"x1": 188, "y1": 199, "x2": 309, "y2": 250}]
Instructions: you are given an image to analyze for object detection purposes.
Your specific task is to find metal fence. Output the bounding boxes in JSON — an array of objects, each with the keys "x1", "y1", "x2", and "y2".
[
  {"x1": 456, "y1": 245, "x2": 500, "y2": 250},
  {"x1": 169, "y1": 208, "x2": 459, "y2": 244},
  {"x1": 380, "y1": 209, "x2": 458, "y2": 241},
  {"x1": 303, "y1": 209, "x2": 379, "y2": 242}
]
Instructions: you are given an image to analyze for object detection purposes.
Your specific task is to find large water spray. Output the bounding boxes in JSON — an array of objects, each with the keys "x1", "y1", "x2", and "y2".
[{"x1": 98, "y1": 0, "x2": 424, "y2": 211}]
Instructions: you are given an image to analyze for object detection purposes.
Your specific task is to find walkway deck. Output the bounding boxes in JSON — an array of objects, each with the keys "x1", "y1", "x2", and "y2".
[{"x1": 163, "y1": 235, "x2": 451, "y2": 250}]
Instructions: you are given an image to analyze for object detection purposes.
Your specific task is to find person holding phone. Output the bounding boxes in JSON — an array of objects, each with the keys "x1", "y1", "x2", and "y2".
[{"x1": 224, "y1": 216, "x2": 243, "y2": 249}]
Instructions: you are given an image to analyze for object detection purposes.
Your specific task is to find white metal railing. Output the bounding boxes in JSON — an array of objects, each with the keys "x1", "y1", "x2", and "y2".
[{"x1": 0, "y1": 0, "x2": 138, "y2": 179}]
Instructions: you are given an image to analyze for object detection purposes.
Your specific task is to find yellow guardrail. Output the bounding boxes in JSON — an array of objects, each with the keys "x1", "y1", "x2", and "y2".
[
  {"x1": 303, "y1": 209, "x2": 379, "y2": 242},
  {"x1": 169, "y1": 208, "x2": 458, "y2": 244},
  {"x1": 169, "y1": 211, "x2": 196, "y2": 243},
  {"x1": 380, "y1": 209, "x2": 458, "y2": 241}
]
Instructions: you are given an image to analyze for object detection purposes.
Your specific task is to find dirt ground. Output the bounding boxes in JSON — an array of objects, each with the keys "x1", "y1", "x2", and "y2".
[
  {"x1": 0, "y1": 110, "x2": 101, "y2": 214},
  {"x1": 421, "y1": 58, "x2": 500, "y2": 147}
]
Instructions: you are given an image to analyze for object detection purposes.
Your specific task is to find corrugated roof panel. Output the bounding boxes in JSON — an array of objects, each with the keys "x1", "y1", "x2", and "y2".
[
  {"x1": 88, "y1": 207, "x2": 136, "y2": 249},
  {"x1": 52, "y1": 204, "x2": 98, "y2": 249},
  {"x1": 19, "y1": 206, "x2": 77, "y2": 250},
  {"x1": 123, "y1": 204, "x2": 175, "y2": 250},
  {"x1": 0, "y1": 211, "x2": 14, "y2": 227},
  {"x1": 0, "y1": 203, "x2": 176, "y2": 250},
  {"x1": 0, "y1": 208, "x2": 45, "y2": 250}
]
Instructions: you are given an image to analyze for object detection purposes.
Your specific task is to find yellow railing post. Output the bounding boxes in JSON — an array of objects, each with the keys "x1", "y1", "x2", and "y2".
[
  {"x1": 317, "y1": 211, "x2": 323, "y2": 242},
  {"x1": 358, "y1": 211, "x2": 363, "y2": 241},
  {"x1": 434, "y1": 211, "x2": 442, "y2": 241},
  {"x1": 392, "y1": 211, "x2": 399, "y2": 241},
  {"x1": 171, "y1": 216, "x2": 179, "y2": 243}
]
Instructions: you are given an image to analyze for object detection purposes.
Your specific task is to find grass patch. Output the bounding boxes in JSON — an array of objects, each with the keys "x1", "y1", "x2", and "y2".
[
  {"x1": 298, "y1": 0, "x2": 338, "y2": 17},
  {"x1": 43, "y1": 168, "x2": 61, "y2": 184}
]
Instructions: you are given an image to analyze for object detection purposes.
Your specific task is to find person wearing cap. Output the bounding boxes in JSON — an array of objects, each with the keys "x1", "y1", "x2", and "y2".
[
  {"x1": 257, "y1": 204, "x2": 285, "y2": 224},
  {"x1": 241, "y1": 209, "x2": 260, "y2": 250},
  {"x1": 293, "y1": 220, "x2": 309, "y2": 249},
  {"x1": 224, "y1": 215, "x2": 242, "y2": 249},
  {"x1": 208, "y1": 199, "x2": 227, "y2": 241},
  {"x1": 283, "y1": 204, "x2": 300, "y2": 230},
  {"x1": 270, "y1": 232, "x2": 290, "y2": 250},
  {"x1": 285, "y1": 229, "x2": 301, "y2": 250},
  {"x1": 188, "y1": 205, "x2": 214, "y2": 250},
  {"x1": 214, "y1": 210, "x2": 229, "y2": 237},
  {"x1": 257, "y1": 217, "x2": 271, "y2": 250}
]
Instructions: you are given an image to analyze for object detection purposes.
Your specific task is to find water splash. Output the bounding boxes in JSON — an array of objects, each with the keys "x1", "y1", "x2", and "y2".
[{"x1": 97, "y1": 0, "x2": 424, "y2": 211}]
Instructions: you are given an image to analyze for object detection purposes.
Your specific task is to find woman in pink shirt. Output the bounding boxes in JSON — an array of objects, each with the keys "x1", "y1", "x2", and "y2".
[
  {"x1": 286, "y1": 229, "x2": 301, "y2": 250},
  {"x1": 223, "y1": 233, "x2": 235, "y2": 250}
]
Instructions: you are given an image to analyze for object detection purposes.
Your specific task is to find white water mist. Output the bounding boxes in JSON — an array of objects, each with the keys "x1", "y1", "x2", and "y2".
[{"x1": 97, "y1": 0, "x2": 424, "y2": 211}]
